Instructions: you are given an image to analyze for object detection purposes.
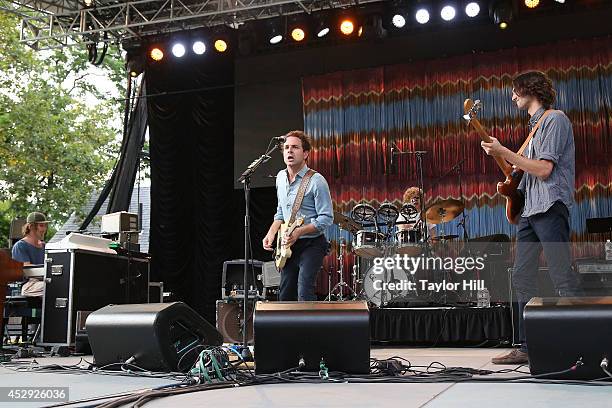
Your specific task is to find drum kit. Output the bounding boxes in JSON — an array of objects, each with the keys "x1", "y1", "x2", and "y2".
[{"x1": 328, "y1": 198, "x2": 466, "y2": 306}]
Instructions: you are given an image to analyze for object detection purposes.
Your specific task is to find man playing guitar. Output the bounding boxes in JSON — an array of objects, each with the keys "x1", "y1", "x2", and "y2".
[
  {"x1": 263, "y1": 130, "x2": 333, "y2": 301},
  {"x1": 481, "y1": 71, "x2": 582, "y2": 365}
]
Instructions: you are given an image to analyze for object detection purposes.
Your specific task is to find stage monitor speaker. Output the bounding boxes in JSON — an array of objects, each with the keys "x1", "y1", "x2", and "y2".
[
  {"x1": 86, "y1": 302, "x2": 223, "y2": 372},
  {"x1": 525, "y1": 296, "x2": 612, "y2": 380},
  {"x1": 254, "y1": 301, "x2": 370, "y2": 374}
]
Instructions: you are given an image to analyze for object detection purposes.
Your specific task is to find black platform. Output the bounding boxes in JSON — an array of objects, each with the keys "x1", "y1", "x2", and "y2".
[{"x1": 370, "y1": 305, "x2": 512, "y2": 346}]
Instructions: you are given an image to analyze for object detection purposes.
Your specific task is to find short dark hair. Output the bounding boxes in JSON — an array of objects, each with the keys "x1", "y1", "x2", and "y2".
[
  {"x1": 512, "y1": 71, "x2": 556, "y2": 109},
  {"x1": 284, "y1": 130, "x2": 312, "y2": 152}
]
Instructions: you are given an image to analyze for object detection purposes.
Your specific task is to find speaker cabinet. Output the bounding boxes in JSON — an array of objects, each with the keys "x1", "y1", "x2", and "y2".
[
  {"x1": 86, "y1": 302, "x2": 223, "y2": 372},
  {"x1": 254, "y1": 301, "x2": 370, "y2": 374},
  {"x1": 216, "y1": 300, "x2": 254, "y2": 344},
  {"x1": 525, "y1": 296, "x2": 612, "y2": 379}
]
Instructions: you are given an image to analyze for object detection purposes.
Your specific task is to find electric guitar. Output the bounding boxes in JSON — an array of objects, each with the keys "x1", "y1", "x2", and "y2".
[
  {"x1": 463, "y1": 99, "x2": 524, "y2": 224},
  {"x1": 274, "y1": 217, "x2": 304, "y2": 269}
]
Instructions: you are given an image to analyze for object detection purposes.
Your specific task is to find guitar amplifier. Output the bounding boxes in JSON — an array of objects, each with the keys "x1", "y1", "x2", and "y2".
[
  {"x1": 216, "y1": 300, "x2": 254, "y2": 344},
  {"x1": 222, "y1": 260, "x2": 264, "y2": 300}
]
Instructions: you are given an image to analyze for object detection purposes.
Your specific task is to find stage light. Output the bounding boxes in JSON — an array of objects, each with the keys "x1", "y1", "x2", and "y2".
[
  {"x1": 491, "y1": 0, "x2": 513, "y2": 29},
  {"x1": 291, "y1": 27, "x2": 305, "y2": 42},
  {"x1": 149, "y1": 47, "x2": 163, "y2": 61},
  {"x1": 441, "y1": 5, "x2": 456, "y2": 21},
  {"x1": 415, "y1": 9, "x2": 430, "y2": 24},
  {"x1": 171, "y1": 43, "x2": 186, "y2": 58},
  {"x1": 317, "y1": 26, "x2": 330, "y2": 37},
  {"x1": 465, "y1": 2, "x2": 480, "y2": 17},
  {"x1": 214, "y1": 39, "x2": 228, "y2": 52},
  {"x1": 554, "y1": 0, "x2": 565, "y2": 3},
  {"x1": 524, "y1": 0, "x2": 539, "y2": 8},
  {"x1": 340, "y1": 19, "x2": 355, "y2": 35},
  {"x1": 269, "y1": 34, "x2": 283, "y2": 44},
  {"x1": 192, "y1": 41, "x2": 206, "y2": 55},
  {"x1": 84, "y1": 0, "x2": 93, "y2": 6},
  {"x1": 126, "y1": 54, "x2": 144, "y2": 78},
  {"x1": 392, "y1": 14, "x2": 406, "y2": 28}
]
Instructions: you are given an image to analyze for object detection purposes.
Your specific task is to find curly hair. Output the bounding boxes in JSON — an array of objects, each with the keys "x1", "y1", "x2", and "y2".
[
  {"x1": 402, "y1": 187, "x2": 422, "y2": 203},
  {"x1": 284, "y1": 130, "x2": 312, "y2": 152},
  {"x1": 512, "y1": 71, "x2": 556, "y2": 109}
]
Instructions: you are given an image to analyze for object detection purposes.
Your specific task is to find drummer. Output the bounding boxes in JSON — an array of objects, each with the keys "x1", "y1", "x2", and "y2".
[{"x1": 396, "y1": 187, "x2": 436, "y2": 239}]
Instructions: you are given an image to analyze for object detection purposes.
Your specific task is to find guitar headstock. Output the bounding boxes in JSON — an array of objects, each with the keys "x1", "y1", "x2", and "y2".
[{"x1": 462, "y1": 98, "x2": 482, "y2": 125}]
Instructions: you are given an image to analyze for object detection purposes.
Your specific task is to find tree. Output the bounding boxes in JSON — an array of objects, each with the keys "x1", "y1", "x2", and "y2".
[{"x1": 0, "y1": 11, "x2": 125, "y2": 246}]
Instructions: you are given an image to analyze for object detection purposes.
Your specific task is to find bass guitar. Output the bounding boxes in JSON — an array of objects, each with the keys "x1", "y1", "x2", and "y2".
[{"x1": 463, "y1": 99, "x2": 524, "y2": 224}]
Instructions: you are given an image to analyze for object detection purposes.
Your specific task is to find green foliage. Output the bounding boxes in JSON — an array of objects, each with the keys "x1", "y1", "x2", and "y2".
[{"x1": 0, "y1": 12, "x2": 125, "y2": 247}]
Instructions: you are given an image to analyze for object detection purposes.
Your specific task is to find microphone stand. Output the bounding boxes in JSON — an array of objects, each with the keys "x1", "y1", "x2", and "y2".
[{"x1": 237, "y1": 137, "x2": 282, "y2": 360}]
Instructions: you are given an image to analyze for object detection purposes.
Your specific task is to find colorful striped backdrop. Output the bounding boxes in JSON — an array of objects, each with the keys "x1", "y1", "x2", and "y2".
[
  {"x1": 303, "y1": 37, "x2": 611, "y2": 243},
  {"x1": 302, "y1": 37, "x2": 612, "y2": 292}
]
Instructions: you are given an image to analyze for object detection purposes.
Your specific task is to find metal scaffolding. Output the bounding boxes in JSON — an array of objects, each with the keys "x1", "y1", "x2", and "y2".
[{"x1": 0, "y1": 0, "x2": 382, "y2": 49}]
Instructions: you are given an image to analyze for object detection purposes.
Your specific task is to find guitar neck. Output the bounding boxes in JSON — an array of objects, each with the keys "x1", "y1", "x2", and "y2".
[{"x1": 471, "y1": 119, "x2": 513, "y2": 177}]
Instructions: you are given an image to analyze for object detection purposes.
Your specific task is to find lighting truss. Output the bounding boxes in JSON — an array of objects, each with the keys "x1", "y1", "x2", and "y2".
[{"x1": 0, "y1": 0, "x2": 383, "y2": 50}]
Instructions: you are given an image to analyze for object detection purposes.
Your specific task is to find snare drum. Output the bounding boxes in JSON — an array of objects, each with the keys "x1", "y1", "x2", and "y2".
[
  {"x1": 354, "y1": 230, "x2": 385, "y2": 258},
  {"x1": 395, "y1": 229, "x2": 423, "y2": 256}
]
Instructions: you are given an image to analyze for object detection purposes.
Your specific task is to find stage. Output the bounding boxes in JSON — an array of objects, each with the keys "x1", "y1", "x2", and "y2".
[{"x1": 0, "y1": 346, "x2": 610, "y2": 408}]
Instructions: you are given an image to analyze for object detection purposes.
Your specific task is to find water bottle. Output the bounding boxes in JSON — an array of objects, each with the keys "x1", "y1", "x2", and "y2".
[
  {"x1": 477, "y1": 287, "x2": 490, "y2": 308},
  {"x1": 606, "y1": 240, "x2": 612, "y2": 261}
]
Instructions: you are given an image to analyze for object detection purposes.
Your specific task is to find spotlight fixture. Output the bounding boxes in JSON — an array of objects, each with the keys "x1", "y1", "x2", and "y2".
[
  {"x1": 359, "y1": 14, "x2": 387, "y2": 39},
  {"x1": 440, "y1": 5, "x2": 456, "y2": 21},
  {"x1": 317, "y1": 26, "x2": 330, "y2": 38},
  {"x1": 291, "y1": 27, "x2": 305, "y2": 42},
  {"x1": 171, "y1": 43, "x2": 186, "y2": 58},
  {"x1": 84, "y1": 0, "x2": 94, "y2": 6},
  {"x1": 126, "y1": 55, "x2": 144, "y2": 78},
  {"x1": 415, "y1": 8, "x2": 430, "y2": 24},
  {"x1": 268, "y1": 24, "x2": 283, "y2": 44},
  {"x1": 149, "y1": 47, "x2": 164, "y2": 61},
  {"x1": 314, "y1": 14, "x2": 330, "y2": 38},
  {"x1": 392, "y1": 13, "x2": 406, "y2": 28},
  {"x1": 554, "y1": 0, "x2": 565, "y2": 3},
  {"x1": 340, "y1": 19, "x2": 355, "y2": 35},
  {"x1": 490, "y1": 0, "x2": 513, "y2": 29},
  {"x1": 524, "y1": 0, "x2": 539, "y2": 8},
  {"x1": 465, "y1": 2, "x2": 480, "y2": 18},
  {"x1": 214, "y1": 39, "x2": 228, "y2": 52},
  {"x1": 192, "y1": 41, "x2": 206, "y2": 55}
]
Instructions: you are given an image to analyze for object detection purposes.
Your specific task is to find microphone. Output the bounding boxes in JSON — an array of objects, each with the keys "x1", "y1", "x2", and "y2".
[{"x1": 272, "y1": 135, "x2": 286, "y2": 141}]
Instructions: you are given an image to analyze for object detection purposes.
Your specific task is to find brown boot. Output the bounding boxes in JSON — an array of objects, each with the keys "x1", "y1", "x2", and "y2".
[{"x1": 491, "y1": 349, "x2": 529, "y2": 365}]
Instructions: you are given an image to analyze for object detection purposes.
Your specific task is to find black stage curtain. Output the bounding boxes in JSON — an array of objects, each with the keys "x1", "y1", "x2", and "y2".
[
  {"x1": 147, "y1": 53, "x2": 235, "y2": 322},
  {"x1": 370, "y1": 306, "x2": 512, "y2": 346}
]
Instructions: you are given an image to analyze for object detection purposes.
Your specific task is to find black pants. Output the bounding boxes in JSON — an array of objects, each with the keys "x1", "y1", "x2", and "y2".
[
  {"x1": 279, "y1": 235, "x2": 328, "y2": 301},
  {"x1": 513, "y1": 201, "x2": 582, "y2": 352}
]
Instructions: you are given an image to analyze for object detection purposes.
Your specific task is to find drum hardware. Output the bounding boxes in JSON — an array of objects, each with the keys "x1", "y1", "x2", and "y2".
[
  {"x1": 326, "y1": 239, "x2": 356, "y2": 301},
  {"x1": 431, "y1": 234, "x2": 459, "y2": 241}
]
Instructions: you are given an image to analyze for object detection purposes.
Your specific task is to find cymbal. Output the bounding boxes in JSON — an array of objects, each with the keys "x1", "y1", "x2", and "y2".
[
  {"x1": 333, "y1": 211, "x2": 360, "y2": 234},
  {"x1": 431, "y1": 234, "x2": 459, "y2": 242},
  {"x1": 425, "y1": 199, "x2": 464, "y2": 224}
]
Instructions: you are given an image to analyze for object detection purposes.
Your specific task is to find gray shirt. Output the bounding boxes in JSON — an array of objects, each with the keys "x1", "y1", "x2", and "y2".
[{"x1": 518, "y1": 107, "x2": 575, "y2": 217}]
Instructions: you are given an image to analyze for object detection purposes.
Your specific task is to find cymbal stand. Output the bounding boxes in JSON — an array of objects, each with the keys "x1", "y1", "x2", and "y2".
[{"x1": 326, "y1": 239, "x2": 355, "y2": 301}]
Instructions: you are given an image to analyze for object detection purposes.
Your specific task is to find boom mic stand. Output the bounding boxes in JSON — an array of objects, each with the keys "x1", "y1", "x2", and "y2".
[{"x1": 237, "y1": 136, "x2": 282, "y2": 360}]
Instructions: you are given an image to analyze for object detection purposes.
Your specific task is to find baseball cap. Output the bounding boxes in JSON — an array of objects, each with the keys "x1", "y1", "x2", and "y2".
[{"x1": 26, "y1": 212, "x2": 50, "y2": 224}]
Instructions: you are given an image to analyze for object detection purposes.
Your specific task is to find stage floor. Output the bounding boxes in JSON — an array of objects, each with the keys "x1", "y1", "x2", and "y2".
[{"x1": 0, "y1": 347, "x2": 610, "y2": 408}]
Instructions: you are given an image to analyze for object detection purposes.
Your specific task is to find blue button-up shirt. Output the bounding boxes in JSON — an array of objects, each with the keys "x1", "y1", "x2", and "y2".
[
  {"x1": 274, "y1": 165, "x2": 334, "y2": 239},
  {"x1": 518, "y1": 107, "x2": 575, "y2": 217}
]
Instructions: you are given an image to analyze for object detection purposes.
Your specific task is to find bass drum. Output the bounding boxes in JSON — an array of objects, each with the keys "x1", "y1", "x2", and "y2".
[{"x1": 362, "y1": 264, "x2": 412, "y2": 307}]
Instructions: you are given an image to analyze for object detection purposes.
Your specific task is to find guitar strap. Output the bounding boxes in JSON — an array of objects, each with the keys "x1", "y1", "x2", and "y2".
[
  {"x1": 516, "y1": 110, "x2": 554, "y2": 157},
  {"x1": 288, "y1": 169, "x2": 316, "y2": 225}
]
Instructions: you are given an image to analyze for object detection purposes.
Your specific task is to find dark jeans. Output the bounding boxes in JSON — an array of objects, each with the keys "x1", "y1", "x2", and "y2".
[
  {"x1": 513, "y1": 201, "x2": 582, "y2": 352},
  {"x1": 279, "y1": 235, "x2": 328, "y2": 301}
]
